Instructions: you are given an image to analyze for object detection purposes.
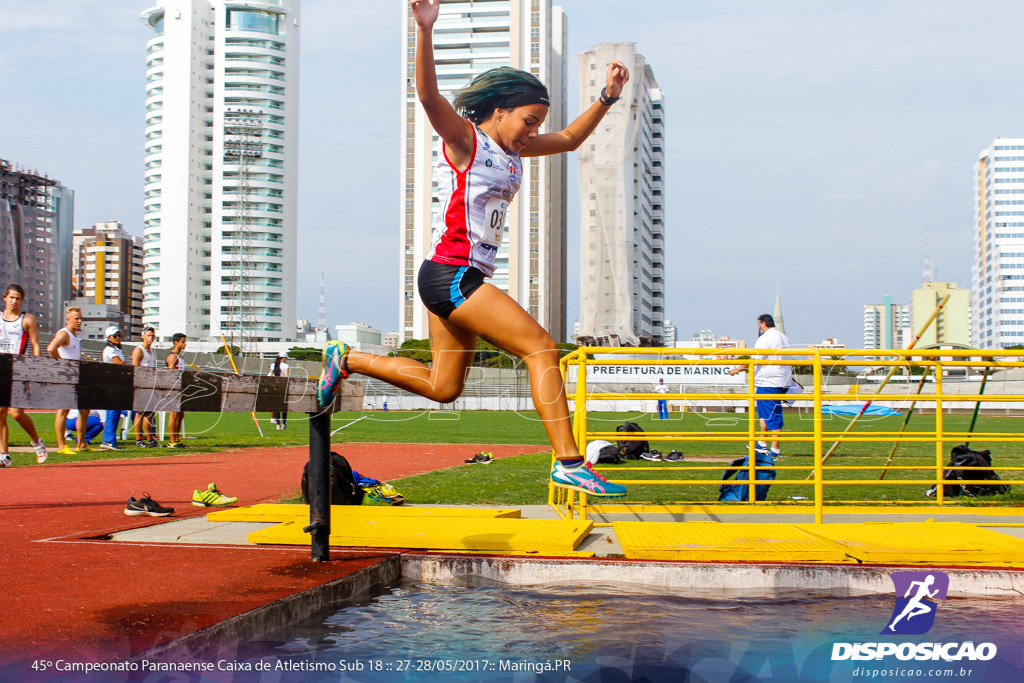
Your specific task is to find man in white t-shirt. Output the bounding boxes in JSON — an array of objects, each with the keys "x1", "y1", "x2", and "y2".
[
  {"x1": 730, "y1": 314, "x2": 791, "y2": 458},
  {"x1": 100, "y1": 326, "x2": 126, "y2": 450},
  {"x1": 654, "y1": 378, "x2": 669, "y2": 420}
]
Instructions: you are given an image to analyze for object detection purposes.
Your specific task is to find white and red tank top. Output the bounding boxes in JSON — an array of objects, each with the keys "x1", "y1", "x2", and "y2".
[
  {"x1": 57, "y1": 327, "x2": 81, "y2": 361},
  {"x1": 0, "y1": 313, "x2": 27, "y2": 354},
  {"x1": 427, "y1": 125, "x2": 522, "y2": 278}
]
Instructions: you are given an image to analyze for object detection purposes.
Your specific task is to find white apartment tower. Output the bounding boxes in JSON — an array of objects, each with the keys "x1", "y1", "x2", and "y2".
[
  {"x1": 577, "y1": 43, "x2": 665, "y2": 346},
  {"x1": 863, "y1": 297, "x2": 910, "y2": 350},
  {"x1": 972, "y1": 137, "x2": 1024, "y2": 349},
  {"x1": 141, "y1": 1, "x2": 299, "y2": 344},
  {"x1": 399, "y1": 0, "x2": 568, "y2": 342}
]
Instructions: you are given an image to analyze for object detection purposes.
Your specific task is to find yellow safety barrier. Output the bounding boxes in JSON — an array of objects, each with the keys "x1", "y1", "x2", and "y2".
[{"x1": 552, "y1": 347, "x2": 1024, "y2": 523}]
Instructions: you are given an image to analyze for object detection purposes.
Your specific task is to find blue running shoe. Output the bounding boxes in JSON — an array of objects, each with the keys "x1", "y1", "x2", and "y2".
[
  {"x1": 317, "y1": 341, "x2": 350, "y2": 408},
  {"x1": 550, "y1": 462, "x2": 626, "y2": 498}
]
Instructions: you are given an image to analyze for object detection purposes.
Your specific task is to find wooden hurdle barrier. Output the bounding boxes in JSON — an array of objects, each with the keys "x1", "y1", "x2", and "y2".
[{"x1": 0, "y1": 354, "x2": 363, "y2": 561}]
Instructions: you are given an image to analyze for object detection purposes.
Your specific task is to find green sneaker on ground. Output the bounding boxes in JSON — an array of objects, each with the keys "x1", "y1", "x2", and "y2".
[{"x1": 192, "y1": 482, "x2": 238, "y2": 507}]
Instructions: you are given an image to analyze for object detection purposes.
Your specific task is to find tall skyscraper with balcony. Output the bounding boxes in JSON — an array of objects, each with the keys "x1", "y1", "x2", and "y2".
[
  {"x1": 972, "y1": 137, "x2": 1024, "y2": 349},
  {"x1": 398, "y1": 0, "x2": 568, "y2": 342},
  {"x1": 576, "y1": 43, "x2": 665, "y2": 346},
  {"x1": 141, "y1": 0, "x2": 299, "y2": 344},
  {"x1": 0, "y1": 158, "x2": 74, "y2": 335}
]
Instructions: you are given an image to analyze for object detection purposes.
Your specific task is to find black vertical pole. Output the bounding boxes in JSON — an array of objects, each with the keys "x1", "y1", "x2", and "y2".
[{"x1": 307, "y1": 409, "x2": 332, "y2": 561}]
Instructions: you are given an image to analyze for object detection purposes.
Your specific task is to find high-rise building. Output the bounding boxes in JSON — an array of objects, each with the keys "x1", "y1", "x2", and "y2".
[
  {"x1": 911, "y1": 282, "x2": 970, "y2": 347},
  {"x1": 864, "y1": 296, "x2": 910, "y2": 350},
  {"x1": 71, "y1": 222, "x2": 145, "y2": 339},
  {"x1": 140, "y1": 0, "x2": 299, "y2": 344},
  {"x1": 398, "y1": 0, "x2": 568, "y2": 342},
  {"x1": 576, "y1": 42, "x2": 665, "y2": 347},
  {"x1": 972, "y1": 137, "x2": 1024, "y2": 349},
  {"x1": 0, "y1": 158, "x2": 74, "y2": 335}
]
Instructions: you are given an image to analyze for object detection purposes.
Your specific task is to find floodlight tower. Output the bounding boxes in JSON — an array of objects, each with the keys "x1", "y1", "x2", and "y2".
[{"x1": 223, "y1": 108, "x2": 263, "y2": 355}]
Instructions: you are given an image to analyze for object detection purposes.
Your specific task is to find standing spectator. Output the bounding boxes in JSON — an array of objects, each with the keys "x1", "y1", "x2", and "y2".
[
  {"x1": 48, "y1": 306, "x2": 90, "y2": 455},
  {"x1": 99, "y1": 326, "x2": 125, "y2": 450},
  {"x1": 131, "y1": 326, "x2": 159, "y2": 447},
  {"x1": 0, "y1": 284, "x2": 48, "y2": 466},
  {"x1": 654, "y1": 378, "x2": 669, "y2": 420},
  {"x1": 165, "y1": 333, "x2": 187, "y2": 448},
  {"x1": 729, "y1": 314, "x2": 792, "y2": 458},
  {"x1": 268, "y1": 351, "x2": 290, "y2": 430}
]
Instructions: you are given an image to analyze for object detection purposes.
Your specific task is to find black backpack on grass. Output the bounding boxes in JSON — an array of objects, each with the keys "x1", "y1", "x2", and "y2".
[
  {"x1": 616, "y1": 421, "x2": 650, "y2": 460},
  {"x1": 926, "y1": 445, "x2": 1011, "y2": 498},
  {"x1": 301, "y1": 451, "x2": 365, "y2": 505}
]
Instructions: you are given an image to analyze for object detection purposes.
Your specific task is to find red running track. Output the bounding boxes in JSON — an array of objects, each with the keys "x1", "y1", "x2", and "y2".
[{"x1": 0, "y1": 442, "x2": 543, "y2": 674}]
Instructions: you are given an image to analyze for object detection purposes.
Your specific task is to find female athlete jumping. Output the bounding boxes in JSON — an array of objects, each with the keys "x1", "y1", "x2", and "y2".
[{"x1": 319, "y1": 0, "x2": 629, "y2": 497}]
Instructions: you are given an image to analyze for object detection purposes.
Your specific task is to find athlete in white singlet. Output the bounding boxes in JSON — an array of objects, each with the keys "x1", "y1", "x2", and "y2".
[
  {"x1": 47, "y1": 306, "x2": 89, "y2": 454},
  {"x1": 316, "y1": 0, "x2": 631, "y2": 498},
  {"x1": 165, "y1": 333, "x2": 187, "y2": 448},
  {"x1": 131, "y1": 326, "x2": 159, "y2": 446},
  {"x1": 0, "y1": 284, "x2": 48, "y2": 465}
]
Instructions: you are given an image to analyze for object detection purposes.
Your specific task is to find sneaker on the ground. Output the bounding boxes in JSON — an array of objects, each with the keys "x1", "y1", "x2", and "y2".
[
  {"x1": 317, "y1": 341, "x2": 350, "y2": 408},
  {"x1": 0, "y1": 453, "x2": 11, "y2": 468},
  {"x1": 64, "y1": 430, "x2": 74, "y2": 440},
  {"x1": 135, "y1": 440, "x2": 147, "y2": 447},
  {"x1": 167, "y1": 442, "x2": 187, "y2": 449},
  {"x1": 57, "y1": 445, "x2": 78, "y2": 456},
  {"x1": 192, "y1": 482, "x2": 238, "y2": 507},
  {"x1": 640, "y1": 450, "x2": 663, "y2": 462},
  {"x1": 31, "y1": 439, "x2": 47, "y2": 464},
  {"x1": 362, "y1": 482, "x2": 405, "y2": 505},
  {"x1": 99, "y1": 442, "x2": 122, "y2": 451},
  {"x1": 464, "y1": 451, "x2": 493, "y2": 464},
  {"x1": 769, "y1": 448, "x2": 781, "y2": 460},
  {"x1": 79, "y1": 445, "x2": 98, "y2": 452},
  {"x1": 753, "y1": 441, "x2": 770, "y2": 455},
  {"x1": 550, "y1": 462, "x2": 627, "y2": 498},
  {"x1": 147, "y1": 439, "x2": 159, "y2": 448},
  {"x1": 663, "y1": 450, "x2": 685, "y2": 462},
  {"x1": 125, "y1": 493, "x2": 175, "y2": 517}
]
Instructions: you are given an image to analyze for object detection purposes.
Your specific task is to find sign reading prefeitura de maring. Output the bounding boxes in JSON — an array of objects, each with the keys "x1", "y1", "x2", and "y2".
[{"x1": 563, "y1": 356, "x2": 748, "y2": 386}]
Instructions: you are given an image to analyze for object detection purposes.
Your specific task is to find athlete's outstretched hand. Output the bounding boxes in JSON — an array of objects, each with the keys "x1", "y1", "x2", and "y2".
[
  {"x1": 605, "y1": 60, "x2": 630, "y2": 99},
  {"x1": 411, "y1": 0, "x2": 439, "y2": 30}
]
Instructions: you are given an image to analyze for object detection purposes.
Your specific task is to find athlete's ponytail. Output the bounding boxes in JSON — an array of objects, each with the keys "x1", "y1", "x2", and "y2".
[{"x1": 454, "y1": 67, "x2": 550, "y2": 124}]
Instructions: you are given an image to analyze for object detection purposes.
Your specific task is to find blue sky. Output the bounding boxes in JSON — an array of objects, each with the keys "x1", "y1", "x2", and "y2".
[{"x1": 2, "y1": 1, "x2": 1023, "y2": 346}]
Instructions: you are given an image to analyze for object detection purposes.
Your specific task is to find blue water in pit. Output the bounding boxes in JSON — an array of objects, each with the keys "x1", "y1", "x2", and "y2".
[{"x1": 219, "y1": 580, "x2": 1024, "y2": 682}]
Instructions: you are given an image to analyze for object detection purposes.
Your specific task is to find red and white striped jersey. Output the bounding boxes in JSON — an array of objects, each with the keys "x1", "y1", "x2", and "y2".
[{"x1": 427, "y1": 125, "x2": 522, "y2": 278}]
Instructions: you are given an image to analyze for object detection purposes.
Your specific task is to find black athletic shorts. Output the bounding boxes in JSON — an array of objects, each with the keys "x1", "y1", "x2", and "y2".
[{"x1": 417, "y1": 260, "x2": 486, "y2": 319}]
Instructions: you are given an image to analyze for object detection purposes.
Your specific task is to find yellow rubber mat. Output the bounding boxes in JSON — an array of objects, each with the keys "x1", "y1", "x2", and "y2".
[
  {"x1": 249, "y1": 517, "x2": 593, "y2": 553},
  {"x1": 797, "y1": 522, "x2": 1024, "y2": 565},
  {"x1": 614, "y1": 521, "x2": 851, "y2": 563},
  {"x1": 207, "y1": 504, "x2": 521, "y2": 523}
]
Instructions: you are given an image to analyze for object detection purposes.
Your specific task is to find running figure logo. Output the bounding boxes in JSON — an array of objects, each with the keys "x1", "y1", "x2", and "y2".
[{"x1": 882, "y1": 571, "x2": 949, "y2": 635}]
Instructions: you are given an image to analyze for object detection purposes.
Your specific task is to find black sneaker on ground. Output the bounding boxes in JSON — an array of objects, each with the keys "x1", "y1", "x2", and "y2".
[
  {"x1": 125, "y1": 493, "x2": 175, "y2": 517},
  {"x1": 135, "y1": 440, "x2": 147, "y2": 448},
  {"x1": 464, "y1": 452, "x2": 493, "y2": 464},
  {"x1": 640, "y1": 450, "x2": 663, "y2": 462},
  {"x1": 663, "y1": 450, "x2": 685, "y2": 462},
  {"x1": 147, "y1": 439, "x2": 159, "y2": 448}
]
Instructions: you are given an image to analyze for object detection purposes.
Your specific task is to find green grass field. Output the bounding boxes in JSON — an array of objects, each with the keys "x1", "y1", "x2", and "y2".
[{"x1": 7, "y1": 409, "x2": 1023, "y2": 506}]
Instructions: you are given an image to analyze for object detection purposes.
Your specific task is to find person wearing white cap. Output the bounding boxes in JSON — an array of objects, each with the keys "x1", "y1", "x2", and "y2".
[
  {"x1": 268, "y1": 351, "x2": 290, "y2": 429},
  {"x1": 100, "y1": 326, "x2": 126, "y2": 450}
]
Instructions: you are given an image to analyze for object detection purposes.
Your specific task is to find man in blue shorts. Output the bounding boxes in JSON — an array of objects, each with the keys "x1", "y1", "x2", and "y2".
[{"x1": 730, "y1": 314, "x2": 791, "y2": 458}]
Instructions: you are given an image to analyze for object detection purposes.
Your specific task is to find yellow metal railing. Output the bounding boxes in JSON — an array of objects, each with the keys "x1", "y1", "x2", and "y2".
[{"x1": 551, "y1": 348, "x2": 1024, "y2": 522}]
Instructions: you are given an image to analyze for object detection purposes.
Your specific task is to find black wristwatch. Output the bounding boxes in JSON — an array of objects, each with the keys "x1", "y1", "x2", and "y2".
[{"x1": 599, "y1": 86, "x2": 620, "y2": 106}]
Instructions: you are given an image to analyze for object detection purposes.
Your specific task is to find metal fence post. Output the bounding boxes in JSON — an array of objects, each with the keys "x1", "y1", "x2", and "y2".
[{"x1": 306, "y1": 409, "x2": 332, "y2": 561}]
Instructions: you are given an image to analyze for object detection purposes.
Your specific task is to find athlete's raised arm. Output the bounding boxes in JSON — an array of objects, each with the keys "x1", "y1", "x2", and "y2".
[
  {"x1": 520, "y1": 60, "x2": 629, "y2": 158},
  {"x1": 411, "y1": 0, "x2": 475, "y2": 168}
]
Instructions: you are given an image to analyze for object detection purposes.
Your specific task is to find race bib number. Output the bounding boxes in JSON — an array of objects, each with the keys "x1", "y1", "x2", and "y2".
[
  {"x1": 483, "y1": 196, "x2": 508, "y2": 246},
  {"x1": 0, "y1": 339, "x2": 15, "y2": 354}
]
